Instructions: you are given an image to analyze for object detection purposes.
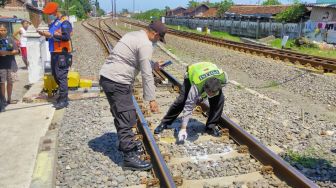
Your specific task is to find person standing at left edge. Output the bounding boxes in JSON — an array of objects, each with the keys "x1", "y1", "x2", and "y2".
[{"x1": 38, "y1": 2, "x2": 73, "y2": 109}]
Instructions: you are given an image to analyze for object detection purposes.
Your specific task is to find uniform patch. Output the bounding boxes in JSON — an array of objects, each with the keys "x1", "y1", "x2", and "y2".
[{"x1": 199, "y1": 70, "x2": 220, "y2": 81}]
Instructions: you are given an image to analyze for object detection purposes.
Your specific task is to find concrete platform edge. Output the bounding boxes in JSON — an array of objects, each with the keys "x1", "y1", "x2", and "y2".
[{"x1": 29, "y1": 109, "x2": 65, "y2": 188}]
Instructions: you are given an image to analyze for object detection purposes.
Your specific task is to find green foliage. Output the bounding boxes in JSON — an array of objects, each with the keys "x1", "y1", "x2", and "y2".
[
  {"x1": 0, "y1": 0, "x2": 6, "y2": 7},
  {"x1": 121, "y1": 9, "x2": 129, "y2": 14},
  {"x1": 68, "y1": 0, "x2": 87, "y2": 19},
  {"x1": 96, "y1": 8, "x2": 105, "y2": 17},
  {"x1": 167, "y1": 25, "x2": 241, "y2": 42},
  {"x1": 187, "y1": 0, "x2": 223, "y2": 8},
  {"x1": 132, "y1": 9, "x2": 165, "y2": 21},
  {"x1": 216, "y1": 0, "x2": 234, "y2": 16},
  {"x1": 164, "y1": 6, "x2": 170, "y2": 11},
  {"x1": 275, "y1": 3, "x2": 306, "y2": 22},
  {"x1": 285, "y1": 149, "x2": 331, "y2": 169},
  {"x1": 50, "y1": 0, "x2": 105, "y2": 19},
  {"x1": 266, "y1": 80, "x2": 280, "y2": 88},
  {"x1": 261, "y1": 0, "x2": 281, "y2": 5},
  {"x1": 203, "y1": 2, "x2": 218, "y2": 7},
  {"x1": 294, "y1": 37, "x2": 318, "y2": 48},
  {"x1": 188, "y1": 0, "x2": 200, "y2": 8},
  {"x1": 269, "y1": 38, "x2": 336, "y2": 59}
]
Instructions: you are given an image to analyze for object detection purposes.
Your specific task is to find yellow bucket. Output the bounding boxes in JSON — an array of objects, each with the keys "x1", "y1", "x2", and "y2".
[
  {"x1": 79, "y1": 79, "x2": 93, "y2": 88},
  {"x1": 68, "y1": 71, "x2": 80, "y2": 88}
]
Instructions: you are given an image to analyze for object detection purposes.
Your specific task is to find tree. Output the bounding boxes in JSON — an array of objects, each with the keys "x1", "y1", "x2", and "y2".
[
  {"x1": 96, "y1": 8, "x2": 105, "y2": 16},
  {"x1": 188, "y1": 0, "x2": 200, "y2": 8},
  {"x1": 275, "y1": 3, "x2": 306, "y2": 22},
  {"x1": 122, "y1": 9, "x2": 129, "y2": 14},
  {"x1": 261, "y1": 0, "x2": 281, "y2": 5},
  {"x1": 0, "y1": 0, "x2": 7, "y2": 8},
  {"x1": 204, "y1": 1, "x2": 217, "y2": 7},
  {"x1": 50, "y1": 0, "x2": 100, "y2": 19},
  {"x1": 165, "y1": 6, "x2": 170, "y2": 12},
  {"x1": 132, "y1": 8, "x2": 165, "y2": 21},
  {"x1": 216, "y1": 0, "x2": 234, "y2": 16}
]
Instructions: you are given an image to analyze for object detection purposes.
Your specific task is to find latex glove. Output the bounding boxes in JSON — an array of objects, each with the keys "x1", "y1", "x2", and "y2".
[{"x1": 178, "y1": 128, "x2": 187, "y2": 142}]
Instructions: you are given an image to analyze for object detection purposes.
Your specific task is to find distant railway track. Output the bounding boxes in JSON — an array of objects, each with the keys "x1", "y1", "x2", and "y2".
[
  {"x1": 81, "y1": 18, "x2": 318, "y2": 187},
  {"x1": 121, "y1": 19, "x2": 336, "y2": 73}
]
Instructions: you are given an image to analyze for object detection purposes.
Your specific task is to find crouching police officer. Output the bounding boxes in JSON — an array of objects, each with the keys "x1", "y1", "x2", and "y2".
[
  {"x1": 38, "y1": 2, "x2": 72, "y2": 109},
  {"x1": 154, "y1": 62, "x2": 228, "y2": 141}
]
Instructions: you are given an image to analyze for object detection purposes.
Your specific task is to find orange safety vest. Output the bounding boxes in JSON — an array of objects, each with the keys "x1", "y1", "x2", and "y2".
[{"x1": 49, "y1": 16, "x2": 72, "y2": 53}]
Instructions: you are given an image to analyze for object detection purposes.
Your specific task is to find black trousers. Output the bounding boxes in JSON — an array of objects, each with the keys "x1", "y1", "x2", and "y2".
[
  {"x1": 51, "y1": 53, "x2": 70, "y2": 102},
  {"x1": 161, "y1": 78, "x2": 224, "y2": 127},
  {"x1": 0, "y1": 85, "x2": 5, "y2": 111},
  {"x1": 100, "y1": 76, "x2": 137, "y2": 152}
]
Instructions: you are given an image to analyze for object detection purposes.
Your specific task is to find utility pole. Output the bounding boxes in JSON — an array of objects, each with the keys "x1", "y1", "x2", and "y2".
[
  {"x1": 66, "y1": 0, "x2": 69, "y2": 16},
  {"x1": 133, "y1": 0, "x2": 135, "y2": 13},
  {"x1": 114, "y1": 0, "x2": 116, "y2": 17},
  {"x1": 111, "y1": 0, "x2": 113, "y2": 17}
]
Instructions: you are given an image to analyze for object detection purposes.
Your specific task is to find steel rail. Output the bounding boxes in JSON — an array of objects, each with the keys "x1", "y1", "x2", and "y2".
[
  {"x1": 102, "y1": 19, "x2": 123, "y2": 40},
  {"x1": 98, "y1": 19, "x2": 113, "y2": 53},
  {"x1": 159, "y1": 68, "x2": 318, "y2": 188},
  {"x1": 81, "y1": 20, "x2": 110, "y2": 53},
  {"x1": 132, "y1": 96, "x2": 176, "y2": 188},
  {"x1": 122, "y1": 19, "x2": 336, "y2": 73}
]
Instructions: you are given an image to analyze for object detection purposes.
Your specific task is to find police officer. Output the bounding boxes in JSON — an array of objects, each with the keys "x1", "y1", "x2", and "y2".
[
  {"x1": 38, "y1": 2, "x2": 72, "y2": 109},
  {"x1": 99, "y1": 21, "x2": 167, "y2": 171},
  {"x1": 154, "y1": 62, "x2": 228, "y2": 141}
]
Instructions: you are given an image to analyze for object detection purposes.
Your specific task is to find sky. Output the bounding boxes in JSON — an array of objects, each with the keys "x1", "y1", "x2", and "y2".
[{"x1": 99, "y1": 0, "x2": 317, "y2": 13}]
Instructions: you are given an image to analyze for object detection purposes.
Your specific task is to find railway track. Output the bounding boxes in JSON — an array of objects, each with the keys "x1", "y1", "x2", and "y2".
[
  {"x1": 121, "y1": 19, "x2": 336, "y2": 73},
  {"x1": 80, "y1": 18, "x2": 318, "y2": 187}
]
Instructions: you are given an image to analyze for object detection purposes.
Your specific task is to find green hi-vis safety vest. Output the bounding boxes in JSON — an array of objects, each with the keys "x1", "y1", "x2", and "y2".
[{"x1": 188, "y1": 62, "x2": 227, "y2": 98}]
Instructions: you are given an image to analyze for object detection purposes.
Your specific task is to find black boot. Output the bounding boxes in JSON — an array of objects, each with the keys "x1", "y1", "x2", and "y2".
[
  {"x1": 123, "y1": 149, "x2": 152, "y2": 171},
  {"x1": 205, "y1": 125, "x2": 222, "y2": 137},
  {"x1": 54, "y1": 97, "x2": 69, "y2": 110},
  {"x1": 135, "y1": 141, "x2": 144, "y2": 155},
  {"x1": 0, "y1": 104, "x2": 5, "y2": 113},
  {"x1": 117, "y1": 141, "x2": 144, "y2": 154},
  {"x1": 154, "y1": 123, "x2": 168, "y2": 134},
  {"x1": 0, "y1": 96, "x2": 5, "y2": 112},
  {"x1": 54, "y1": 100, "x2": 69, "y2": 110}
]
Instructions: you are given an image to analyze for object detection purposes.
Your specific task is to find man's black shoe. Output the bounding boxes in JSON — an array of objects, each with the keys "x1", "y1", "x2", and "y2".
[
  {"x1": 205, "y1": 125, "x2": 222, "y2": 137},
  {"x1": 0, "y1": 107, "x2": 5, "y2": 113},
  {"x1": 154, "y1": 123, "x2": 168, "y2": 134},
  {"x1": 123, "y1": 150, "x2": 152, "y2": 171},
  {"x1": 116, "y1": 141, "x2": 143, "y2": 154},
  {"x1": 136, "y1": 141, "x2": 144, "y2": 154},
  {"x1": 54, "y1": 101, "x2": 69, "y2": 110}
]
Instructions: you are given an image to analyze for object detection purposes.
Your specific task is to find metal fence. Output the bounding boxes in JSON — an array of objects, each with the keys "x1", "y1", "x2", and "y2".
[{"x1": 165, "y1": 17, "x2": 304, "y2": 39}]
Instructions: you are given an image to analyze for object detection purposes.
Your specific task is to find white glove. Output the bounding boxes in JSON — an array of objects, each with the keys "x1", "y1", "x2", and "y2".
[{"x1": 178, "y1": 128, "x2": 188, "y2": 142}]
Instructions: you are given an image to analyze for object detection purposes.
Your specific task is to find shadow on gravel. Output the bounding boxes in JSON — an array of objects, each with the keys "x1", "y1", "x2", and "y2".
[
  {"x1": 88, "y1": 132, "x2": 123, "y2": 166},
  {"x1": 282, "y1": 153, "x2": 336, "y2": 183},
  {"x1": 171, "y1": 118, "x2": 209, "y2": 144}
]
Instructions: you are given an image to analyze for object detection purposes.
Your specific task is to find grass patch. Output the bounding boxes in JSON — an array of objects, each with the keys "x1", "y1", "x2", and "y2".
[
  {"x1": 167, "y1": 25, "x2": 241, "y2": 42},
  {"x1": 118, "y1": 24, "x2": 135, "y2": 32},
  {"x1": 268, "y1": 38, "x2": 336, "y2": 59},
  {"x1": 165, "y1": 45, "x2": 177, "y2": 54},
  {"x1": 236, "y1": 85, "x2": 244, "y2": 90},
  {"x1": 284, "y1": 148, "x2": 332, "y2": 169},
  {"x1": 265, "y1": 80, "x2": 280, "y2": 88}
]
